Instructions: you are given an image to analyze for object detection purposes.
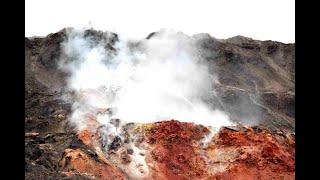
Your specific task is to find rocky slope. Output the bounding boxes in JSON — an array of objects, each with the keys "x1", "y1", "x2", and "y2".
[{"x1": 25, "y1": 28, "x2": 295, "y2": 179}]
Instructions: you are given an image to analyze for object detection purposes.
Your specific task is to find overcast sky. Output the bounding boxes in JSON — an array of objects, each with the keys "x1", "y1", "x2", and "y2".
[{"x1": 25, "y1": 0, "x2": 295, "y2": 43}]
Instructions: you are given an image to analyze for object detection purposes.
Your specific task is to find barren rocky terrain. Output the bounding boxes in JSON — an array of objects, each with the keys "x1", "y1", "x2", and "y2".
[{"x1": 25, "y1": 28, "x2": 295, "y2": 179}]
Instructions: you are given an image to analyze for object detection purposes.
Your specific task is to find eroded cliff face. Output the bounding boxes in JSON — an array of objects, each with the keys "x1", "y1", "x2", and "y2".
[{"x1": 25, "y1": 28, "x2": 294, "y2": 179}]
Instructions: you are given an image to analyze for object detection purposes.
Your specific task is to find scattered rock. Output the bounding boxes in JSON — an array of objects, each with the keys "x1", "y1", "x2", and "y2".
[{"x1": 108, "y1": 136, "x2": 122, "y2": 151}]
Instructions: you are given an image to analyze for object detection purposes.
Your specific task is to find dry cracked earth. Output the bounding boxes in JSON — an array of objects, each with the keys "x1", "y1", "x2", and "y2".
[{"x1": 25, "y1": 28, "x2": 295, "y2": 179}]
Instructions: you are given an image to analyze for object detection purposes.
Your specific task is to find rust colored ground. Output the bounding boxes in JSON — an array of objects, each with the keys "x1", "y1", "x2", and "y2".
[
  {"x1": 145, "y1": 121, "x2": 295, "y2": 180},
  {"x1": 210, "y1": 127, "x2": 295, "y2": 179},
  {"x1": 59, "y1": 148, "x2": 125, "y2": 180},
  {"x1": 146, "y1": 120, "x2": 210, "y2": 179},
  {"x1": 61, "y1": 119, "x2": 295, "y2": 180}
]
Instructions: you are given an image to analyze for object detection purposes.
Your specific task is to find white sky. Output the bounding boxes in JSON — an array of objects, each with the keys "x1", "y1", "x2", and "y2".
[{"x1": 25, "y1": 0, "x2": 295, "y2": 43}]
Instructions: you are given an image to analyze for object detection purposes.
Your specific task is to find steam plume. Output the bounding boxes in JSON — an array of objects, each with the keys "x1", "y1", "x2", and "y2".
[{"x1": 59, "y1": 29, "x2": 232, "y2": 131}]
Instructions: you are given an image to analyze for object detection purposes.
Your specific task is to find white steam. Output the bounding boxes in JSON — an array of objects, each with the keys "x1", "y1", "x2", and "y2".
[{"x1": 60, "y1": 29, "x2": 232, "y2": 130}]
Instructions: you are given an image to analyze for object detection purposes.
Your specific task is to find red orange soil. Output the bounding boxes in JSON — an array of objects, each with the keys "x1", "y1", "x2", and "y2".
[
  {"x1": 77, "y1": 114, "x2": 101, "y2": 147},
  {"x1": 61, "y1": 119, "x2": 295, "y2": 180},
  {"x1": 145, "y1": 120, "x2": 295, "y2": 180},
  {"x1": 210, "y1": 127, "x2": 295, "y2": 179},
  {"x1": 59, "y1": 148, "x2": 125, "y2": 180},
  {"x1": 146, "y1": 120, "x2": 210, "y2": 179}
]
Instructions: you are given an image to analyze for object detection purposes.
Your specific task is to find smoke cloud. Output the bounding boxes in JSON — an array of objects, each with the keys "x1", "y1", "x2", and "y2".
[{"x1": 59, "y1": 28, "x2": 232, "y2": 132}]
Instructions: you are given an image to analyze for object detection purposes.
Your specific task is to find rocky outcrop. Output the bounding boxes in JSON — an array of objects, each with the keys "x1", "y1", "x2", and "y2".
[{"x1": 193, "y1": 33, "x2": 294, "y2": 131}]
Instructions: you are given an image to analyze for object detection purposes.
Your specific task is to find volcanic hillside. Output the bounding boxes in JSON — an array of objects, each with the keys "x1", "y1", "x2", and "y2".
[{"x1": 25, "y1": 28, "x2": 295, "y2": 179}]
